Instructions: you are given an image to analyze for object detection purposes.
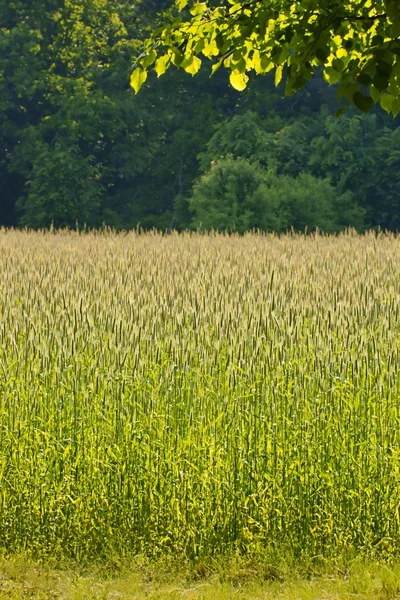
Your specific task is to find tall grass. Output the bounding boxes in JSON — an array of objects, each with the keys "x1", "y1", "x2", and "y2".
[{"x1": 0, "y1": 229, "x2": 399, "y2": 560}]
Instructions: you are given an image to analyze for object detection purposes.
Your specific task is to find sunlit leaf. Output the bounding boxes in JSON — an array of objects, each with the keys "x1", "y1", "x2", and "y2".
[
  {"x1": 275, "y1": 64, "x2": 283, "y2": 87},
  {"x1": 182, "y1": 55, "x2": 202, "y2": 75},
  {"x1": 155, "y1": 54, "x2": 171, "y2": 77},
  {"x1": 130, "y1": 68, "x2": 147, "y2": 94},
  {"x1": 190, "y1": 3, "x2": 207, "y2": 15},
  {"x1": 229, "y1": 70, "x2": 249, "y2": 90}
]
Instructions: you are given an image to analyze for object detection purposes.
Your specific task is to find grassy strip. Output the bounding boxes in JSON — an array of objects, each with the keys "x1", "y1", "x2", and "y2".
[{"x1": 1, "y1": 555, "x2": 400, "y2": 599}]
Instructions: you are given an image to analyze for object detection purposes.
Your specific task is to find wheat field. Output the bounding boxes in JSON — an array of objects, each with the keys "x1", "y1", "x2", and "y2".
[{"x1": 0, "y1": 229, "x2": 399, "y2": 560}]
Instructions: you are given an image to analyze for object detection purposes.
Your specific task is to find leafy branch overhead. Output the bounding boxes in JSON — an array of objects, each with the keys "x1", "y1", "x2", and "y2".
[{"x1": 131, "y1": 0, "x2": 400, "y2": 115}]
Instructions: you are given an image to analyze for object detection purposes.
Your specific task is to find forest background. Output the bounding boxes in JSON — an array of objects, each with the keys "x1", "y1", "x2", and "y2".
[{"x1": 2, "y1": 0, "x2": 400, "y2": 233}]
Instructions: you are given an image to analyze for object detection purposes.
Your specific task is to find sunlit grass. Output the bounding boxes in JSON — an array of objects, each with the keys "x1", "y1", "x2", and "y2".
[
  {"x1": 1, "y1": 555, "x2": 400, "y2": 600},
  {"x1": 0, "y1": 229, "x2": 399, "y2": 560}
]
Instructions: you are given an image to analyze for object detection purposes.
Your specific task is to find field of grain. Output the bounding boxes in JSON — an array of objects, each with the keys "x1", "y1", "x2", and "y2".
[{"x1": 0, "y1": 230, "x2": 399, "y2": 561}]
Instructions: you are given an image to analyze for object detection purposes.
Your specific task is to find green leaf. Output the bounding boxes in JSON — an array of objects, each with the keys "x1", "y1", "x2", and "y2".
[
  {"x1": 335, "y1": 103, "x2": 347, "y2": 118},
  {"x1": 202, "y1": 40, "x2": 219, "y2": 58},
  {"x1": 376, "y1": 60, "x2": 393, "y2": 77},
  {"x1": 372, "y1": 73, "x2": 389, "y2": 92},
  {"x1": 171, "y1": 48, "x2": 184, "y2": 67},
  {"x1": 372, "y1": 35, "x2": 384, "y2": 47},
  {"x1": 357, "y1": 73, "x2": 372, "y2": 86},
  {"x1": 380, "y1": 93, "x2": 395, "y2": 113},
  {"x1": 260, "y1": 55, "x2": 273, "y2": 73},
  {"x1": 291, "y1": 75, "x2": 307, "y2": 92},
  {"x1": 353, "y1": 91, "x2": 374, "y2": 113},
  {"x1": 181, "y1": 55, "x2": 202, "y2": 75},
  {"x1": 370, "y1": 85, "x2": 381, "y2": 102},
  {"x1": 211, "y1": 59, "x2": 223, "y2": 74},
  {"x1": 130, "y1": 68, "x2": 147, "y2": 94},
  {"x1": 176, "y1": 0, "x2": 189, "y2": 9},
  {"x1": 390, "y1": 98, "x2": 400, "y2": 116},
  {"x1": 275, "y1": 65, "x2": 283, "y2": 87},
  {"x1": 339, "y1": 82, "x2": 358, "y2": 102},
  {"x1": 229, "y1": 70, "x2": 249, "y2": 91},
  {"x1": 142, "y1": 49, "x2": 157, "y2": 68},
  {"x1": 315, "y1": 47, "x2": 329, "y2": 62},
  {"x1": 390, "y1": 22, "x2": 400, "y2": 39},
  {"x1": 324, "y1": 66, "x2": 342, "y2": 84},
  {"x1": 215, "y1": 33, "x2": 224, "y2": 51},
  {"x1": 332, "y1": 58, "x2": 345, "y2": 73},
  {"x1": 154, "y1": 55, "x2": 171, "y2": 77},
  {"x1": 190, "y1": 3, "x2": 207, "y2": 16}
]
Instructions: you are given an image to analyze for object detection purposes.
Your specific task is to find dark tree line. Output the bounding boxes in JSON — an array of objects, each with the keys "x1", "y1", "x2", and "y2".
[{"x1": 1, "y1": 0, "x2": 400, "y2": 232}]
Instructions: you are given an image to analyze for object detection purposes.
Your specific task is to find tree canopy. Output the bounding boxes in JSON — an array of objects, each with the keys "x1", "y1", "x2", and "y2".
[
  {"x1": 131, "y1": 0, "x2": 400, "y2": 115},
  {"x1": 1, "y1": 0, "x2": 400, "y2": 232}
]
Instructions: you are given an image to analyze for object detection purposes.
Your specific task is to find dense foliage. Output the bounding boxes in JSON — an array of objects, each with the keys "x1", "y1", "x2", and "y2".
[
  {"x1": 133, "y1": 0, "x2": 400, "y2": 116},
  {"x1": 1, "y1": 0, "x2": 400, "y2": 231}
]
